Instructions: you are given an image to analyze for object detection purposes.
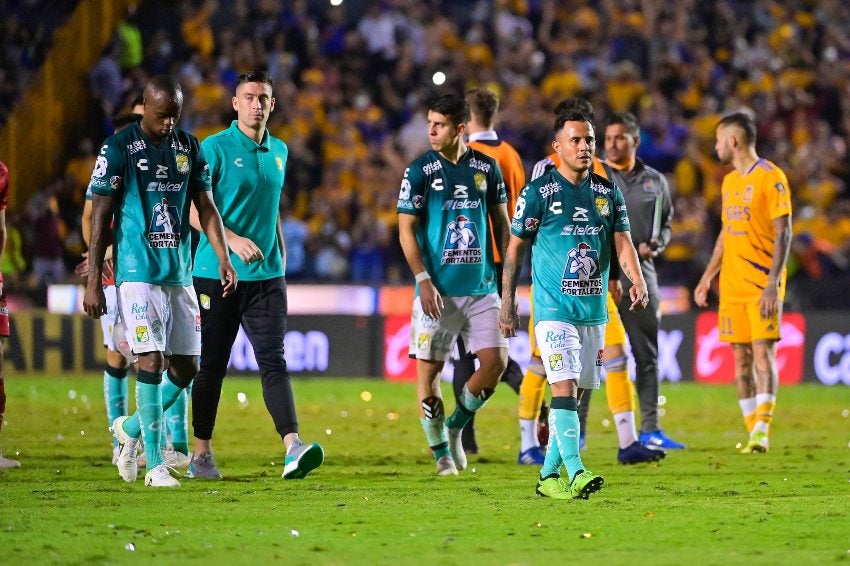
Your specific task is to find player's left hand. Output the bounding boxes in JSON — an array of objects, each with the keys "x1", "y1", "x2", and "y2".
[
  {"x1": 220, "y1": 261, "x2": 238, "y2": 297},
  {"x1": 628, "y1": 282, "x2": 649, "y2": 312},
  {"x1": 608, "y1": 279, "x2": 623, "y2": 303},
  {"x1": 758, "y1": 284, "x2": 779, "y2": 319},
  {"x1": 499, "y1": 300, "x2": 520, "y2": 338}
]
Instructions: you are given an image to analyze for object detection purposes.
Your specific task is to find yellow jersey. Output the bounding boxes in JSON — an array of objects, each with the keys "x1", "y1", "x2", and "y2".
[{"x1": 719, "y1": 158, "x2": 792, "y2": 301}]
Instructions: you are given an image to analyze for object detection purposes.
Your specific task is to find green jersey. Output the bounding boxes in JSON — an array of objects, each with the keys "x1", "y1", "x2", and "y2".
[
  {"x1": 89, "y1": 122, "x2": 211, "y2": 286},
  {"x1": 194, "y1": 121, "x2": 286, "y2": 281},
  {"x1": 397, "y1": 148, "x2": 506, "y2": 297},
  {"x1": 512, "y1": 169, "x2": 631, "y2": 326}
]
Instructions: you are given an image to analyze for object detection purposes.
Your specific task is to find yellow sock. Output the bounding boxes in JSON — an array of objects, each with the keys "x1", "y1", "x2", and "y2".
[
  {"x1": 605, "y1": 369, "x2": 635, "y2": 414},
  {"x1": 518, "y1": 362, "x2": 547, "y2": 420},
  {"x1": 753, "y1": 394, "x2": 776, "y2": 434},
  {"x1": 744, "y1": 413, "x2": 757, "y2": 432}
]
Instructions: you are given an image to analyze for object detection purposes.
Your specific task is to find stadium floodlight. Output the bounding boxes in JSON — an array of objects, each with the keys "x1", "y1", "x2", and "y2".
[
  {"x1": 330, "y1": 0, "x2": 343, "y2": 6},
  {"x1": 432, "y1": 71, "x2": 446, "y2": 86}
]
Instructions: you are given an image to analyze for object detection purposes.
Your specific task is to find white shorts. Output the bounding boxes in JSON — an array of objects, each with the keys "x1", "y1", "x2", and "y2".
[
  {"x1": 409, "y1": 293, "x2": 508, "y2": 361},
  {"x1": 117, "y1": 282, "x2": 201, "y2": 356},
  {"x1": 534, "y1": 321, "x2": 604, "y2": 390},
  {"x1": 100, "y1": 285, "x2": 120, "y2": 350}
]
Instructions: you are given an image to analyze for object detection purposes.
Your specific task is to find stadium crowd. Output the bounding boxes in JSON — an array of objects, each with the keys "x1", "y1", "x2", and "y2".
[{"x1": 4, "y1": 0, "x2": 850, "y2": 308}]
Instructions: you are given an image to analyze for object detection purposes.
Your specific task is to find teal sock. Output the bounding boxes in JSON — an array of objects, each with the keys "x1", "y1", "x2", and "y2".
[
  {"x1": 135, "y1": 380, "x2": 164, "y2": 470},
  {"x1": 445, "y1": 384, "x2": 492, "y2": 430},
  {"x1": 420, "y1": 417, "x2": 450, "y2": 460},
  {"x1": 164, "y1": 375, "x2": 189, "y2": 455},
  {"x1": 103, "y1": 367, "x2": 128, "y2": 448},
  {"x1": 551, "y1": 404, "x2": 584, "y2": 480},
  {"x1": 539, "y1": 410, "x2": 563, "y2": 478}
]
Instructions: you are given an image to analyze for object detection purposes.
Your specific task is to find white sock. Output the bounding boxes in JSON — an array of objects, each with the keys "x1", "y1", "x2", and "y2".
[
  {"x1": 519, "y1": 418, "x2": 538, "y2": 452},
  {"x1": 613, "y1": 411, "x2": 638, "y2": 449},
  {"x1": 738, "y1": 397, "x2": 756, "y2": 417},
  {"x1": 754, "y1": 393, "x2": 776, "y2": 406}
]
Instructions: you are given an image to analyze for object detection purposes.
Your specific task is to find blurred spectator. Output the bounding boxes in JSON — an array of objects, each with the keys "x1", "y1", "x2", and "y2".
[
  {"x1": 280, "y1": 207, "x2": 308, "y2": 280},
  {"x1": 26, "y1": 184, "x2": 66, "y2": 291}
]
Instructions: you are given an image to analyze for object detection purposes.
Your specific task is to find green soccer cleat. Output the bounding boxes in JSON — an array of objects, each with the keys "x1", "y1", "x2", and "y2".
[
  {"x1": 740, "y1": 431, "x2": 769, "y2": 454},
  {"x1": 282, "y1": 441, "x2": 324, "y2": 479},
  {"x1": 569, "y1": 469, "x2": 604, "y2": 499},
  {"x1": 536, "y1": 474, "x2": 571, "y2": 500}
]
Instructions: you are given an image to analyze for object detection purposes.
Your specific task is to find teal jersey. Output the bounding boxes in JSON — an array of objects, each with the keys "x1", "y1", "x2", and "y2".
[
  {"x1": 88, "y1": 122, "x2": 211, "y2": 286},
  {"x1": 511, "y1": 169, "x2": 631, "y2": 326},
  {"x1": 397, "y1": 148, "x2": 507, "y2": 297},
  {"x1": 194, "y1": 121, "x2": 286, "y2": 281}
]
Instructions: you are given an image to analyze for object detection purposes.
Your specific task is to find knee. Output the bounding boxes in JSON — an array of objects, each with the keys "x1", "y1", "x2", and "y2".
[{"x1": 168, "y1": 357, "x2": 199, "y2": 387}]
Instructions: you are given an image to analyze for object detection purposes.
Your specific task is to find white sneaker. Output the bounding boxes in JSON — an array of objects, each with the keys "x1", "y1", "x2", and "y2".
[
  {"x1": 447, "y1": 427, "x2": 467, "y2": 470},
  {"x1": 162, "y1": 448, "x2": 190, "y2": 469},
  {"x1": 144, "y1": 464, "x2": 180, "y2": 488},
  {"x1": 111, "y1": 416, "x2": 138, "y2": 482},
  {"x1": 0, "y1": 454, "x2": 21, "y2": 468},
  {"x1": 435, "y1": 454, "x2": 458, "y2": 476},
  {"x1": 111, "y1": 445, "x2": 120, "y2": 465}
]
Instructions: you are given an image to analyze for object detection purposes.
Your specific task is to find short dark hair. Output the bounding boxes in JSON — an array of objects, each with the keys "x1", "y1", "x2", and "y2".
[
  {"x1": 717, "y1": 112, "x2": 756, "y2": 146},
  {"x1": 553, "y1": 97, "x2": 595, "y2": 121},
  {"x1": 606, "y1": 112, "x2": 640, "y2": 137},
  {"x1": 554, "y1": 110, "x2": 592, "y2": 135},
  {"x1": 130, "y1": 93, "x2": 144, "y2": 109},
  {"x1": 236, "y1": 70, "x2": 274, "y2": 90},
  {"x1": 465, "y1": 87, "x2": 499, "y2": 127},
  {"x1": 147, "y1": 75, "x2": 182, "y2": 101},
  {"x1": 427, "y1": 94, "x2": 469, "y2": 126}
]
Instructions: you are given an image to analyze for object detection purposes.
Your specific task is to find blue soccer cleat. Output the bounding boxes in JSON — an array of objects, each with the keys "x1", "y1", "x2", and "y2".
[
  {"x1": 640, "y1": 430, "x2": 686, "y2": 450},
  {"x1": 518, "y1": 446, "x2": 547, "y2": 465},
  {"x1": 618, "y1": 441, "x2": 666, "y2": 464}
]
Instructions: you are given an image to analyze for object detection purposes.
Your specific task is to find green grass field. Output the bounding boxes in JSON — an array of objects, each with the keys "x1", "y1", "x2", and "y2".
[{"x1": 1, "y1": 376, "x2": 848, "y2": 565}]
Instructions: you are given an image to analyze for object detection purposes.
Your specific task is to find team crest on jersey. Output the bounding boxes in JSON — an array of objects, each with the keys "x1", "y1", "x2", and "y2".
[
  {"x1": 595, "y1": 196, "x2": 610, "y2": 216},
  {"x1": 524, "y1": 218, "x2": 540, "y2": 231},
  {"x1": 199, "y1": 294, "x2": 211, "y2": 310},
  {"x1": 548, "y1": 353, "x2": 564, "y2": 372},
  {"x1": 418, "y1": 333, "x2": 430, "y2": 350},
  {"x1": 175, "y1": 153, "x2": 190, "y2": 174},
  {"x1": 474, "y1": 172, "x2": 487, "y2": 193},
  {"x1": 148, "y1": 198, "x2": 181, "y2": 248},
  {"x1": 742, "y1": 185, "x2": 753, "y2": 202},
  {"x1": 135, "y1": 325, "x2": 150, "y2": 344},
  {"x1": 442, "y1": 215, "x2": 482, "y2": 265},
  {"x1": 562, "y1": 242, "x2": 603, "y2": 296},
  {"x1": 642, "y1": 179, "x2": 656, "y2": 193},
  {"x1": 275, "y1": 156, "x2": 283, "y2": 170}
]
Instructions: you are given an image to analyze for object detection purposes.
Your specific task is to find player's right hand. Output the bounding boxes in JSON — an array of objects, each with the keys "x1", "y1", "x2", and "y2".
[
  {"x1": 419, "y1": 279, "x2": 443, "y2": 319},
  {"x1": 220, "y1": 261, "x2": 238, "y2": 297},
  {"x1": 228, "y1": 234, "x2": 264, "y2": 266},
  {"x1": 693, "y1": 279, "x2": 710, "y2": 308},
  {"x1": 83, "y1": 281, "x2": 107, "y2": 319}
]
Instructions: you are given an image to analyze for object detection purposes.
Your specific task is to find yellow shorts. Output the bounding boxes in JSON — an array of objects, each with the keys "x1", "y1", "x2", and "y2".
[
  {"x1": 528, "y1": 290, "x2": 626, "y2": 357},
  {"x1": 718, "y1": 300, "x2": 782, "y2": 343}
]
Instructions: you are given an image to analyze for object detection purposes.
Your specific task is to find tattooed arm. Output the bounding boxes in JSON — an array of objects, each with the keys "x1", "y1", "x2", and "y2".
[
  {"x1": 500, "y1": 234, "x2": 530, "y2": 337},
  {"x1": 614, "y1": 230, "x2": 648, "y2": 312}
]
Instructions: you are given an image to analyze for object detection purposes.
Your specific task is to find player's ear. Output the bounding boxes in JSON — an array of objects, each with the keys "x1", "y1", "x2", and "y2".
[
  {"x1": 232, "y1": 96, "x2": 239, "y2": 112},
  {"x1": 269, "y1": 97, "x2": 276, "y2": 113}
]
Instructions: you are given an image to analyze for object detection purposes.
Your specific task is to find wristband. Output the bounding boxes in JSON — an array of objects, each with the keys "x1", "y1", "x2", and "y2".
[{"x1": 414, "y1": 271, "x2": 431, "y2": 283}]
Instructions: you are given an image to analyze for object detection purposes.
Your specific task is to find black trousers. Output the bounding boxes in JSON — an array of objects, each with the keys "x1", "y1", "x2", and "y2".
[
  {"x1": 192, "y1": 277, "x2": 298, "y2": 440},
  {"x1": 618, "y1": 290, "x2": 661, "y2": 433}
]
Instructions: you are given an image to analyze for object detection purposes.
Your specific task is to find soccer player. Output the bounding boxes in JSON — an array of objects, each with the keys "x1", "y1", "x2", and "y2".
[
  {"x1": 694, "y1": 112, "x2": 792, "y2": 454},
  {"x1": 397, "y1": 93, "x2": 510, "y2": 476},
  {"x1": 520, "y1": 98, "x2": 661, "y2": 465},
  {"x1": 451, "y1": 86, "x2": 525, "y2": 457},
  {"x1": 500, "y1": 108, "x2": 650, "y2": 499},
  {"x1": 603, "y1": 112, "x2": 684, "y2": 450},
  {"x1": 188, "y1": 70, "x2": 323, "y2": 480},
  {"x1": 0, "y1": 160, "x2": 18, "y2": 469},
  {"x1": 83, "y1": 75, "x2": 237, "y2": 488}
]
